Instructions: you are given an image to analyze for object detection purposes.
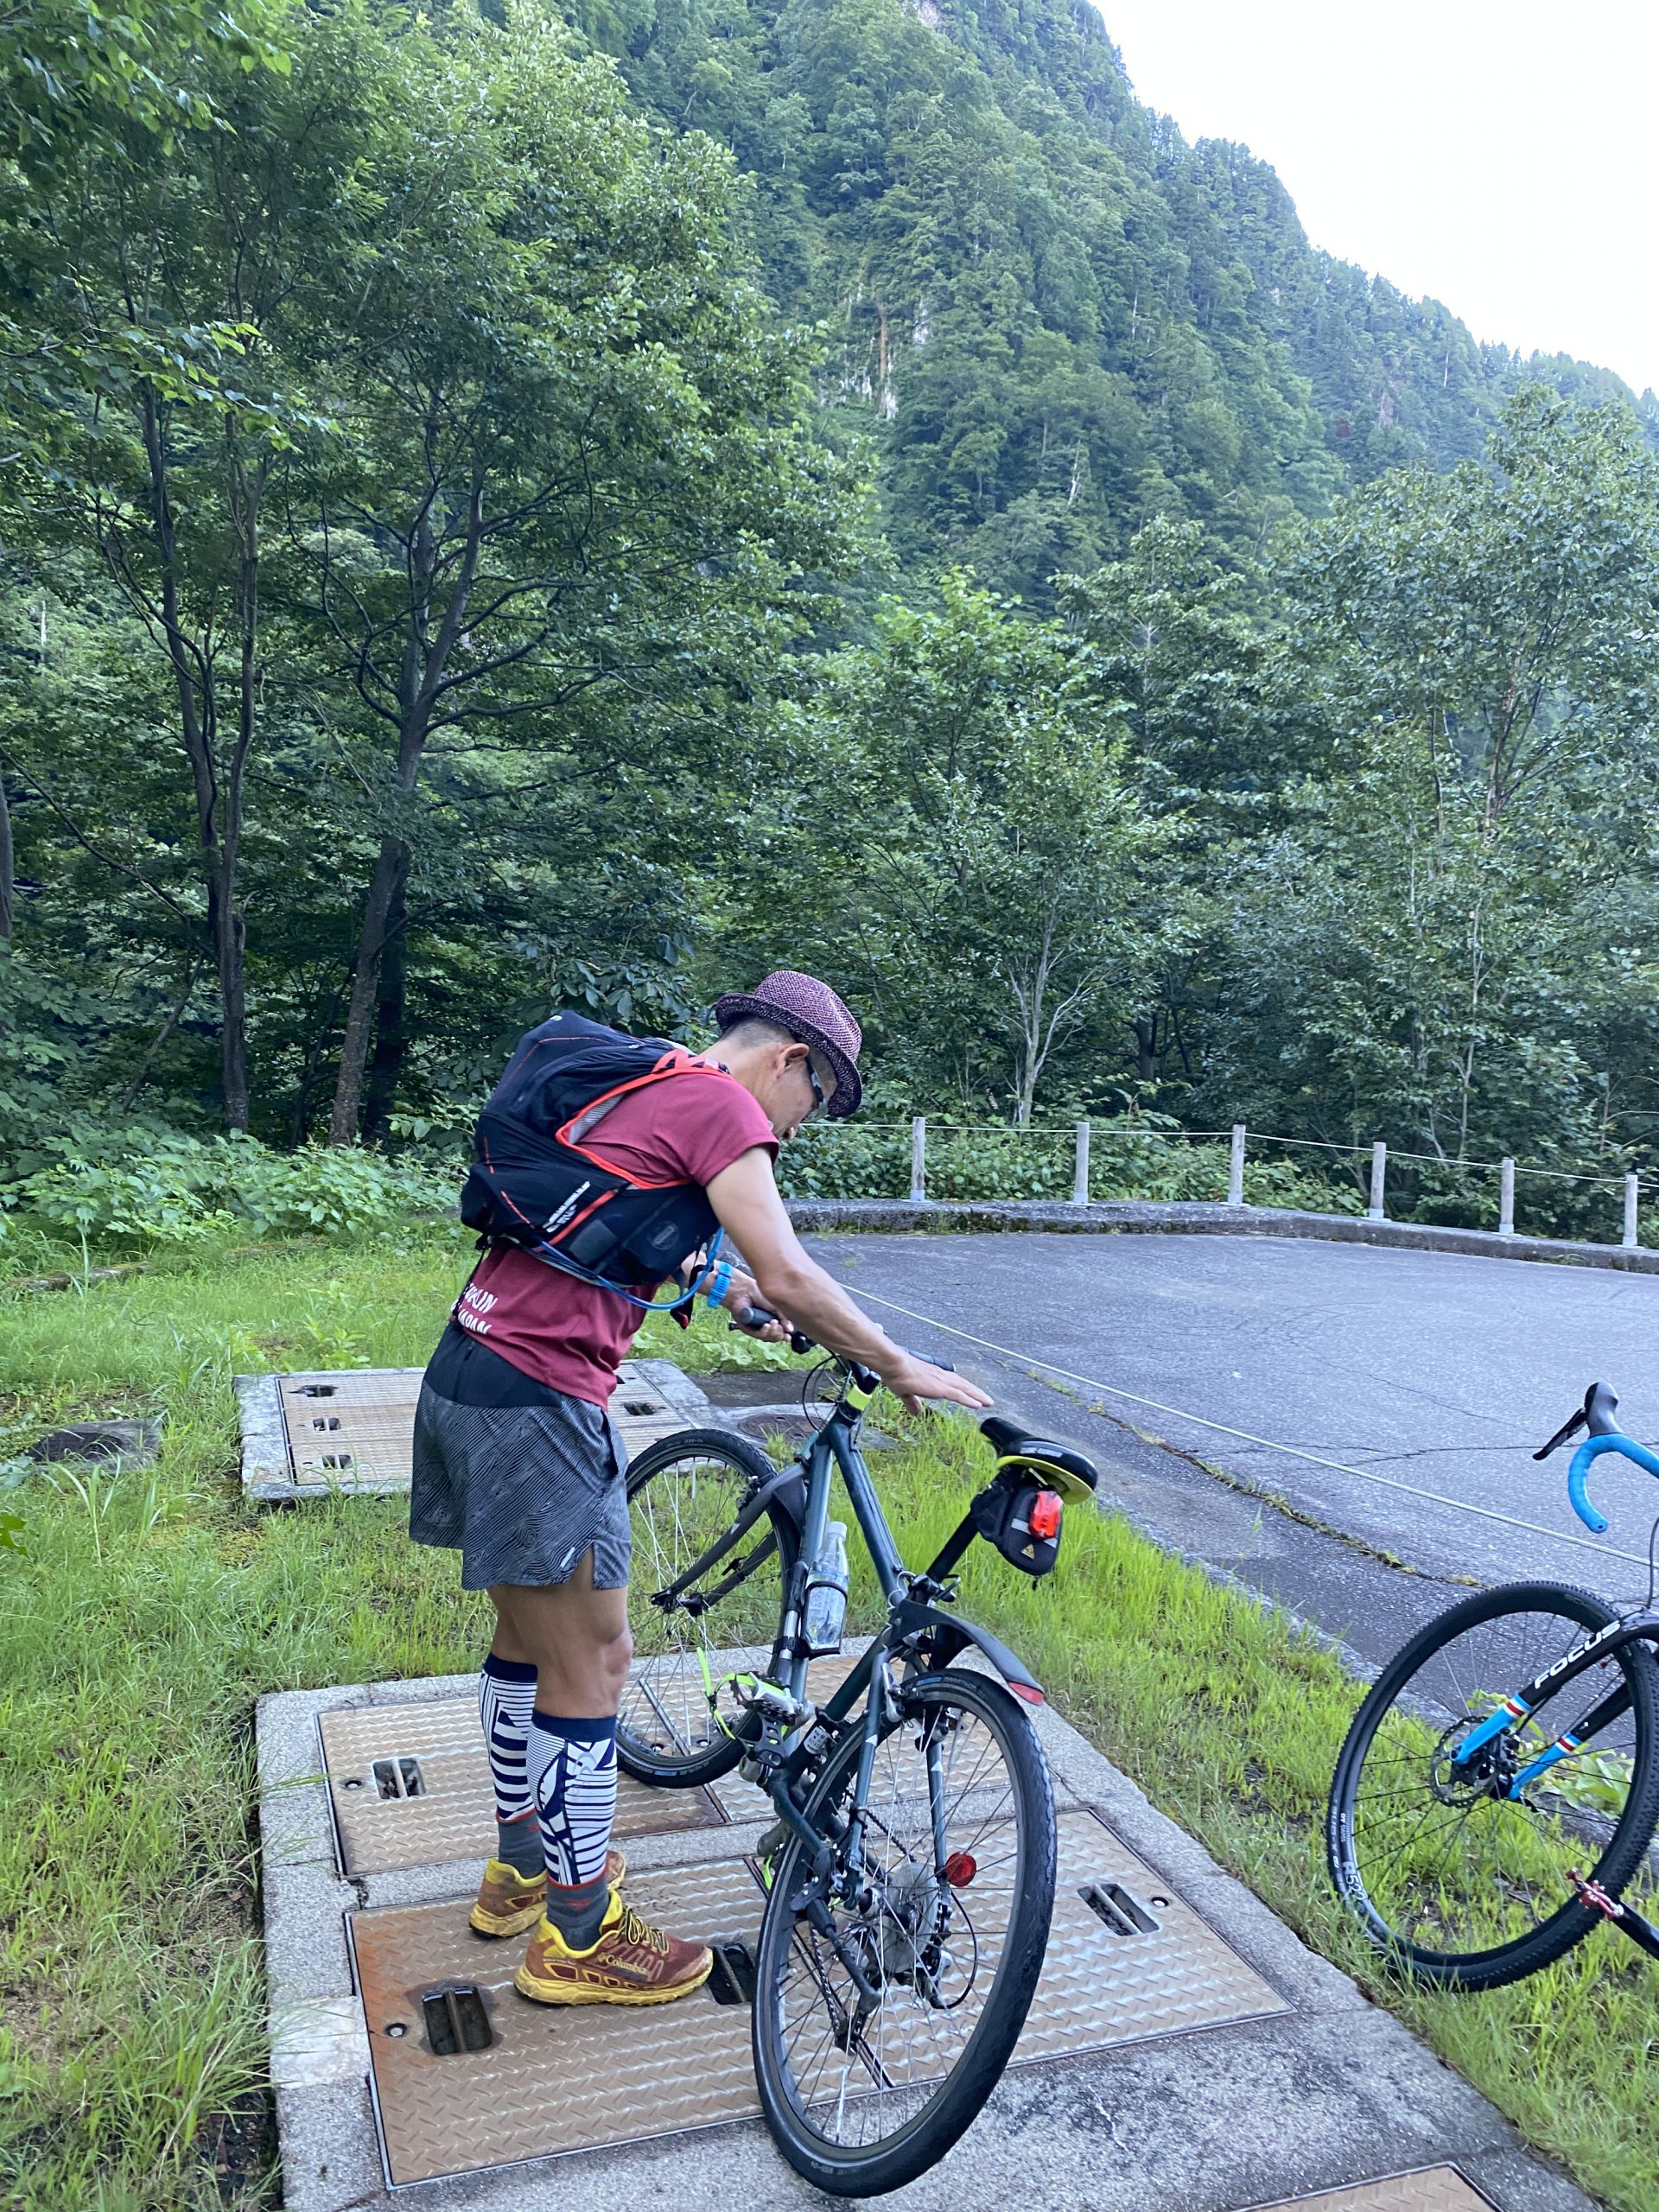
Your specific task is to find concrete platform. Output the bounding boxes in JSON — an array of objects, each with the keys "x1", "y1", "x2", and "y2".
[
  {"x1": 237, "y1": 1357, "x2": 715, "y2": 1503},
  {"x1": 258, "y1": 1662, "x2": 1596, "y2": 2212}
]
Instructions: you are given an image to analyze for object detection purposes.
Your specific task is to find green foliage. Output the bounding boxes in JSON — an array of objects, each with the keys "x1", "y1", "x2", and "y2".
[
  {"x1": 4, "y1": 1129, "x2": 457, "y2": 1253},
  {"x1": 1199, "y1": 390, "x2": 1659, "y2": 1196},
  {"x1": 5, "y1": 0, "x2": 1659, "y2": 1208}
]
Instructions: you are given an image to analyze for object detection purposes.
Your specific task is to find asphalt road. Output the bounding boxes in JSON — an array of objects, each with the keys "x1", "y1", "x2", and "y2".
[{"x1": 800, "y1": 1230, "x2": 1659, "y2": 1669}]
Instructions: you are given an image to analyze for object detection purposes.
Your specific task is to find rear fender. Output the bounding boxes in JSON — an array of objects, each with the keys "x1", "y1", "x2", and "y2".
[{"x1": 889, "y1": 1599, "x2": 1045, "y2": 1702}]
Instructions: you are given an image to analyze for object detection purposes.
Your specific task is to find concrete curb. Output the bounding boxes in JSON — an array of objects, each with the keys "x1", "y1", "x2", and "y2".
[{"x1": 786, "y1": 1194, "x2": 1659, "y2": 1274}]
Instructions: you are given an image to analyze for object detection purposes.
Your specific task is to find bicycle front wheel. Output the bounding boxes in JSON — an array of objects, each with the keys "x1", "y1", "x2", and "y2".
[
  {"x1": 617, "y1": 1427, "x2": 798, "y2": 1789},
  {"x1": 1328, "y1": 1580, "x2": 1659, "y2": 1989},
  {"x1": 753, "y1": 1666, "x2": 1056, "y2": 2197}
]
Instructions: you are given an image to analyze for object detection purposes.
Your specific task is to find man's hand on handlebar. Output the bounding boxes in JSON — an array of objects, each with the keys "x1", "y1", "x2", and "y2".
[
  {"x1": 734, "y1": 1300, "x2": 990, "y2": 1417},
  {"x1": 717, "y1": 1268, "x2": 791, "y2": 1342},
  {"x1": 880, "y1": 1353, "x2": 992, "y2": 1419}
]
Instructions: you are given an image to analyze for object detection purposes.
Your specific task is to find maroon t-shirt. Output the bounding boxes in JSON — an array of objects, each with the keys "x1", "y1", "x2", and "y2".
[{"x1": 452, "y1": 1061, "x2": 776, "y2": 1408}]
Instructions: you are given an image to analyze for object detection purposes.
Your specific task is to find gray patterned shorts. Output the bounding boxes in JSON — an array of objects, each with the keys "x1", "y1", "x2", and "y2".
[{"x1": 409, "y1": 1382, "x2": 631, "y2": 1591}]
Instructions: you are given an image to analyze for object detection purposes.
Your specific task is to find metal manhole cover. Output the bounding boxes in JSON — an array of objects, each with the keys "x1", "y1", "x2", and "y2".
[
  {"x1": 1243, "y1": 2174, "x2": 1495, "y2": 2212},
  {"x1": 280, "y1": 1369, "x2": 421, "y2": 1490},
  {"x1": 274, "y1": 1359, "x2": 690, "y2": 1494},
  {"x1": 319, "y1": 1700, "x2": 725, "y2": 1875},
  {"x1": 352, "y1": 1858, "x2": 768, "y2": 2184},
  {"x1": 1016, "y1": 1808, "x2": 1288, "y2": 2059},
  {"x1": 346, "y1": 1802, "x2": 1287, "y2": 2186}
]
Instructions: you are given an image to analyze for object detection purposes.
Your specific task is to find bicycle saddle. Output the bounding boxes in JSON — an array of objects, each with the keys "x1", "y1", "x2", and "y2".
[{"x1": 979, "y1": 1414, "x2": 1099, "y2": 1499}]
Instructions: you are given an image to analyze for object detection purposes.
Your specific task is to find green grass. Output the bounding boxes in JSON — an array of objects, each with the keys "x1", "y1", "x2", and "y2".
[{"x1": 0, "y1": 1236, "x2": 1654, "y2": 2209}]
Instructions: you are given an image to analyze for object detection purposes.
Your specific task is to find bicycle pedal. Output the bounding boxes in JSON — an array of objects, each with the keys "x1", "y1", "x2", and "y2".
[{"x1": 735, "y1": 1676, "x2": 813, "y2": 1728}]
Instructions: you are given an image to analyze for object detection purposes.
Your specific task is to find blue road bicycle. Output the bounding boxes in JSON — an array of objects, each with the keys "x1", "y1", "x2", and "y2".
[
  {"x1": 1328, "y1": 1382, "x2": 1659, "y2": 1989},
  {"x1": 613, "y1": 1321, "x2": 1098, "y2": 2196}
]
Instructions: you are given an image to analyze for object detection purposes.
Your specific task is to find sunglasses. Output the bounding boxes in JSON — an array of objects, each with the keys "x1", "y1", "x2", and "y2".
[{"x1": 802, "y1": 1053, "x2": 826, "y2": 1119}]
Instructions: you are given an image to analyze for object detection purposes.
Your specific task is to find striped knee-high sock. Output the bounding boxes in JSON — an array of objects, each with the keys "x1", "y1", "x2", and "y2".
[
  {"x1": 528, "y1": 1712, "x2": 617, "y2": 1947},
  {"x1": 478, "y1": 1655, "x2": 541, "y2": 1877}
]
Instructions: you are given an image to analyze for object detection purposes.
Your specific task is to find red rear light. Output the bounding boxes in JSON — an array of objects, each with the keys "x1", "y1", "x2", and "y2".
[
  {"x1": 1008, "y1": 1681, "x2": 1046, "y2": 1705},
  {"x1": 1029, "y1": 1490, "x2": 1062, "y2": 1541}
]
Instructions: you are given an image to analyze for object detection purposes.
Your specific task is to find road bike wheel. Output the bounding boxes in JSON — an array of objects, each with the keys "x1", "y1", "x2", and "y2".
[
  {"x1": 752, "y1": 1665, "x2": 1056, "y2": 2197},
  {"x1": 616, "y1": 1427, "x2": 798, "y2": 1789},
  {"x1": 1328, "y1": 1580, "x2": 1659, "y2": 1989}
]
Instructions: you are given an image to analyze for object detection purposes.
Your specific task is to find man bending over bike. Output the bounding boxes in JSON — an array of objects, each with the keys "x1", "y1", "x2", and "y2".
[{"x1": 410, "y1": 970, "x2": 988, "y2": 2006}]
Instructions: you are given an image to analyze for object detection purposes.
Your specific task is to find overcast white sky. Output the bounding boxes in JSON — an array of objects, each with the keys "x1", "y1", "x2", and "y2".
[{"x1": 1096, "y1": 2, "x2": 1659, "y2": 397}]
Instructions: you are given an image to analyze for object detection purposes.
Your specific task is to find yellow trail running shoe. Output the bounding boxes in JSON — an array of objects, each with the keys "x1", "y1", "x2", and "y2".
[
  {"x1": 469, "y1": 1847, "x2": 626, "y2": 1940},
  {"x1": 513, "y1": 1894, "x2": 712, "y2": 2006}
]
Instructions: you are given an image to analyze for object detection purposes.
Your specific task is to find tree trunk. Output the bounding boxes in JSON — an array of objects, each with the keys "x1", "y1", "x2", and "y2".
[
  {"x1": 214, "y1": 861, "x2": 251, "y2": 1130},
  {"x1": 327, "y1": 484, "x2": 484, "y2": 1146},
  {"x1": 137, "y1": 387, "x2": 255, "y2": 1129},
  {"x1": 361, "y1": 842, "x2": 410, "y2": 1141},
  {"x1": 0, "y1": 770, "x2": 12, "y2": 947},
  {"x1": 1134, "y1": 1014, "x2": 1157, "y2": 1083},
  {"x1": 329, "y1": 834, "x2": 405, "y2": 1144}
]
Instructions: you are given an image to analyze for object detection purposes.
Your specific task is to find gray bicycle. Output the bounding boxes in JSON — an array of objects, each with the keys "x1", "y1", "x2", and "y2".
[{"x1": 616, "y1": 1325, "x2": 1098, "y2": 2196}]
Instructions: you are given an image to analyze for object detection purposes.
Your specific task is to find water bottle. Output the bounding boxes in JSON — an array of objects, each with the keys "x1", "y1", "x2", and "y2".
[{"x1": 802, "y1": 1520, "x2": 850, "y2": 1656}]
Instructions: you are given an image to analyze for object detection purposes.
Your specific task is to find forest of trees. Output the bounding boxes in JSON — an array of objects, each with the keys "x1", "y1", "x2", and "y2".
[{"x1": 6, "y1": 0, "x2": 1659, "y2": 1234}]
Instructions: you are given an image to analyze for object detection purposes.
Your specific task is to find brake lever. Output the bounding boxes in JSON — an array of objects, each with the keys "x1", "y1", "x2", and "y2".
[{"x1": 1534, "y1": 1404, "x2": 1589, "y2": 1461}]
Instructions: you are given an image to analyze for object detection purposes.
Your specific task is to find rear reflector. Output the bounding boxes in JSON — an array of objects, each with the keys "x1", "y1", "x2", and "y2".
[
  {"x1": 1007, "y1": 1682, "x2": 1046, "y2": 1705},
  {"x1": 1028, "y1": 1491, "x2": 1062, "y2": 1541}
]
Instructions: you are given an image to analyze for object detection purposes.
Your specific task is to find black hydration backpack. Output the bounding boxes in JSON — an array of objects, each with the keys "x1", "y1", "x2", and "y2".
[{"x1": 459, "y1": 1012, "x2": 727, "y2": 1309}]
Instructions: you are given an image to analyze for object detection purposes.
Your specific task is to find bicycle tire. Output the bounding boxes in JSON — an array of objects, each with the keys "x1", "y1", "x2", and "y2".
[
  {"x1": 752, "y1": 1666, "x2": 1055, "y2": 2197},
  {"x1": 1328, "y1": 1580, "x2": 1659, "y2": 1990},
  {"x1": 617, "y1": 1426, "x2": 799, "y2": 1789}
]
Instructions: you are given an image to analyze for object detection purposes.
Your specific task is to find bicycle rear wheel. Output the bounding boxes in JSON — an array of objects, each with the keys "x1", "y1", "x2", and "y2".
[
  {"x1": 617, "y1": 1427, "x2": 798, "y2": 1789},
  {"x1": 1328, "y1": 1581, "x2": 1659, "y2": 1989},
  {"x1": 752, "y1": 1666, "x2": 1055, "y2": 2197}
]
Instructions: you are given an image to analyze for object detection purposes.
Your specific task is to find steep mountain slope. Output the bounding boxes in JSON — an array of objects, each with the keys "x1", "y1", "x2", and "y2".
[{"x1": 563, "y1": 0, "x2": 1648, "y2": 598}]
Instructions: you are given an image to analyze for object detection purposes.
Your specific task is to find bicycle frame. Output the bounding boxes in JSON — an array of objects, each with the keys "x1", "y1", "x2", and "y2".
[
  {"x1": 1452, "y1": 1602, "x2": 1659, "y2": 1794},
  {"x1": 665, "y1": 1367, "x2": 1047, "y2": 1885}
]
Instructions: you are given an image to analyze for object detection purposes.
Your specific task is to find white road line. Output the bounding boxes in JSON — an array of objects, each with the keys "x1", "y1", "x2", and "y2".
[{"x1": 849, "y1": 1286, "x2": 1654, "y2": 1569}]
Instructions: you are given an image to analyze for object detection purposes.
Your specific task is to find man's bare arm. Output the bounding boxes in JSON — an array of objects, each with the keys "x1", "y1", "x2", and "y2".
[{"x1": 704, "y1": 1148, "x2": 990, "y2": 1416}]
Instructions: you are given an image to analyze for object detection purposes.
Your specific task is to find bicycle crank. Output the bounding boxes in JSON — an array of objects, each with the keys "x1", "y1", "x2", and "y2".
[{"x1": 1569, "y1": 1869, "x2": 1659, "y2": 1961}]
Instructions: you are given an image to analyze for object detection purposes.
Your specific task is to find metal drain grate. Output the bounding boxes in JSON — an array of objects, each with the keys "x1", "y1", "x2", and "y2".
[
  {"x1": 348, "y1": 1807, "x2": 1287, "y2": 2185},
  {"x1": 1243, "y1": 2172, "x2": 1496, "y2": 2212},
  {"x1": 319, "y1": 1700, "x2": 727, "y2": 1874}
]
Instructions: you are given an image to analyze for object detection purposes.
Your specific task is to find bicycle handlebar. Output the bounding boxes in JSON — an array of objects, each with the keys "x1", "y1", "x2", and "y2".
[
  {"x1": 1534, "y1": 1381, "x2": 1659, "y2": 1534},
  {"x1": 732, "y1": 1304, "x2": 955, "y2": 1375}
]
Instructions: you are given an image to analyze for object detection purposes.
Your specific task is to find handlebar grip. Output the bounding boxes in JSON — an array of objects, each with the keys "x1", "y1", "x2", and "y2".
[
  {"x1": 1567, "y1": 1431, "x2": 1659, "y2": 1535},
  {"x1": 1567, "y1": 1440, "x2": 1612, "y2": 1534},
  {"x1": 733, "y1": 1305, "x2": 815, "y2": 1357}
]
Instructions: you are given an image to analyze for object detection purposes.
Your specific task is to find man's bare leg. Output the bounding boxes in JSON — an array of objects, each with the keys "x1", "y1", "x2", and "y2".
[{"x1": 488, "y1": 1555, "x2": 632, "y2": 1716}]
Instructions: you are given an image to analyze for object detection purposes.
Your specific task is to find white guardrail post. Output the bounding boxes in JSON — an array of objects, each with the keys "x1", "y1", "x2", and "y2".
[
  {"x1": 1499, "y1": 1157, "x2": 1515, "y2": 1236},
  {"x1": 1072, "y1": 1121, "x2": 1090, "y2": 1204},
  {"x1": 1227, "y1": 1123, "x2": 1246, "y2": 1205},
  {"x1": 1624, "y1": 1173, "x2": 1641, "y2": 1249},
  {"x1": 1368, "y1": 1141, "x2": 1388, "y2": 1222},
  {"x1": 910, "y1": 1116, "x2": 926, "y2": 1204}
]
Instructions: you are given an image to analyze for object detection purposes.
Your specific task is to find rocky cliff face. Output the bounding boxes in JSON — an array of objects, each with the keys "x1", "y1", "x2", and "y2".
[{"x1": 561, "y1": 0, "x2": 1650, "y2": 596}]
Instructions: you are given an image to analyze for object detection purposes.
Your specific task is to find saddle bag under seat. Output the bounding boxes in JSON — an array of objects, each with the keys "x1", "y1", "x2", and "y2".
[{"x1": 460, "y1": 1012, "x2": 721, "y2": 1287}]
